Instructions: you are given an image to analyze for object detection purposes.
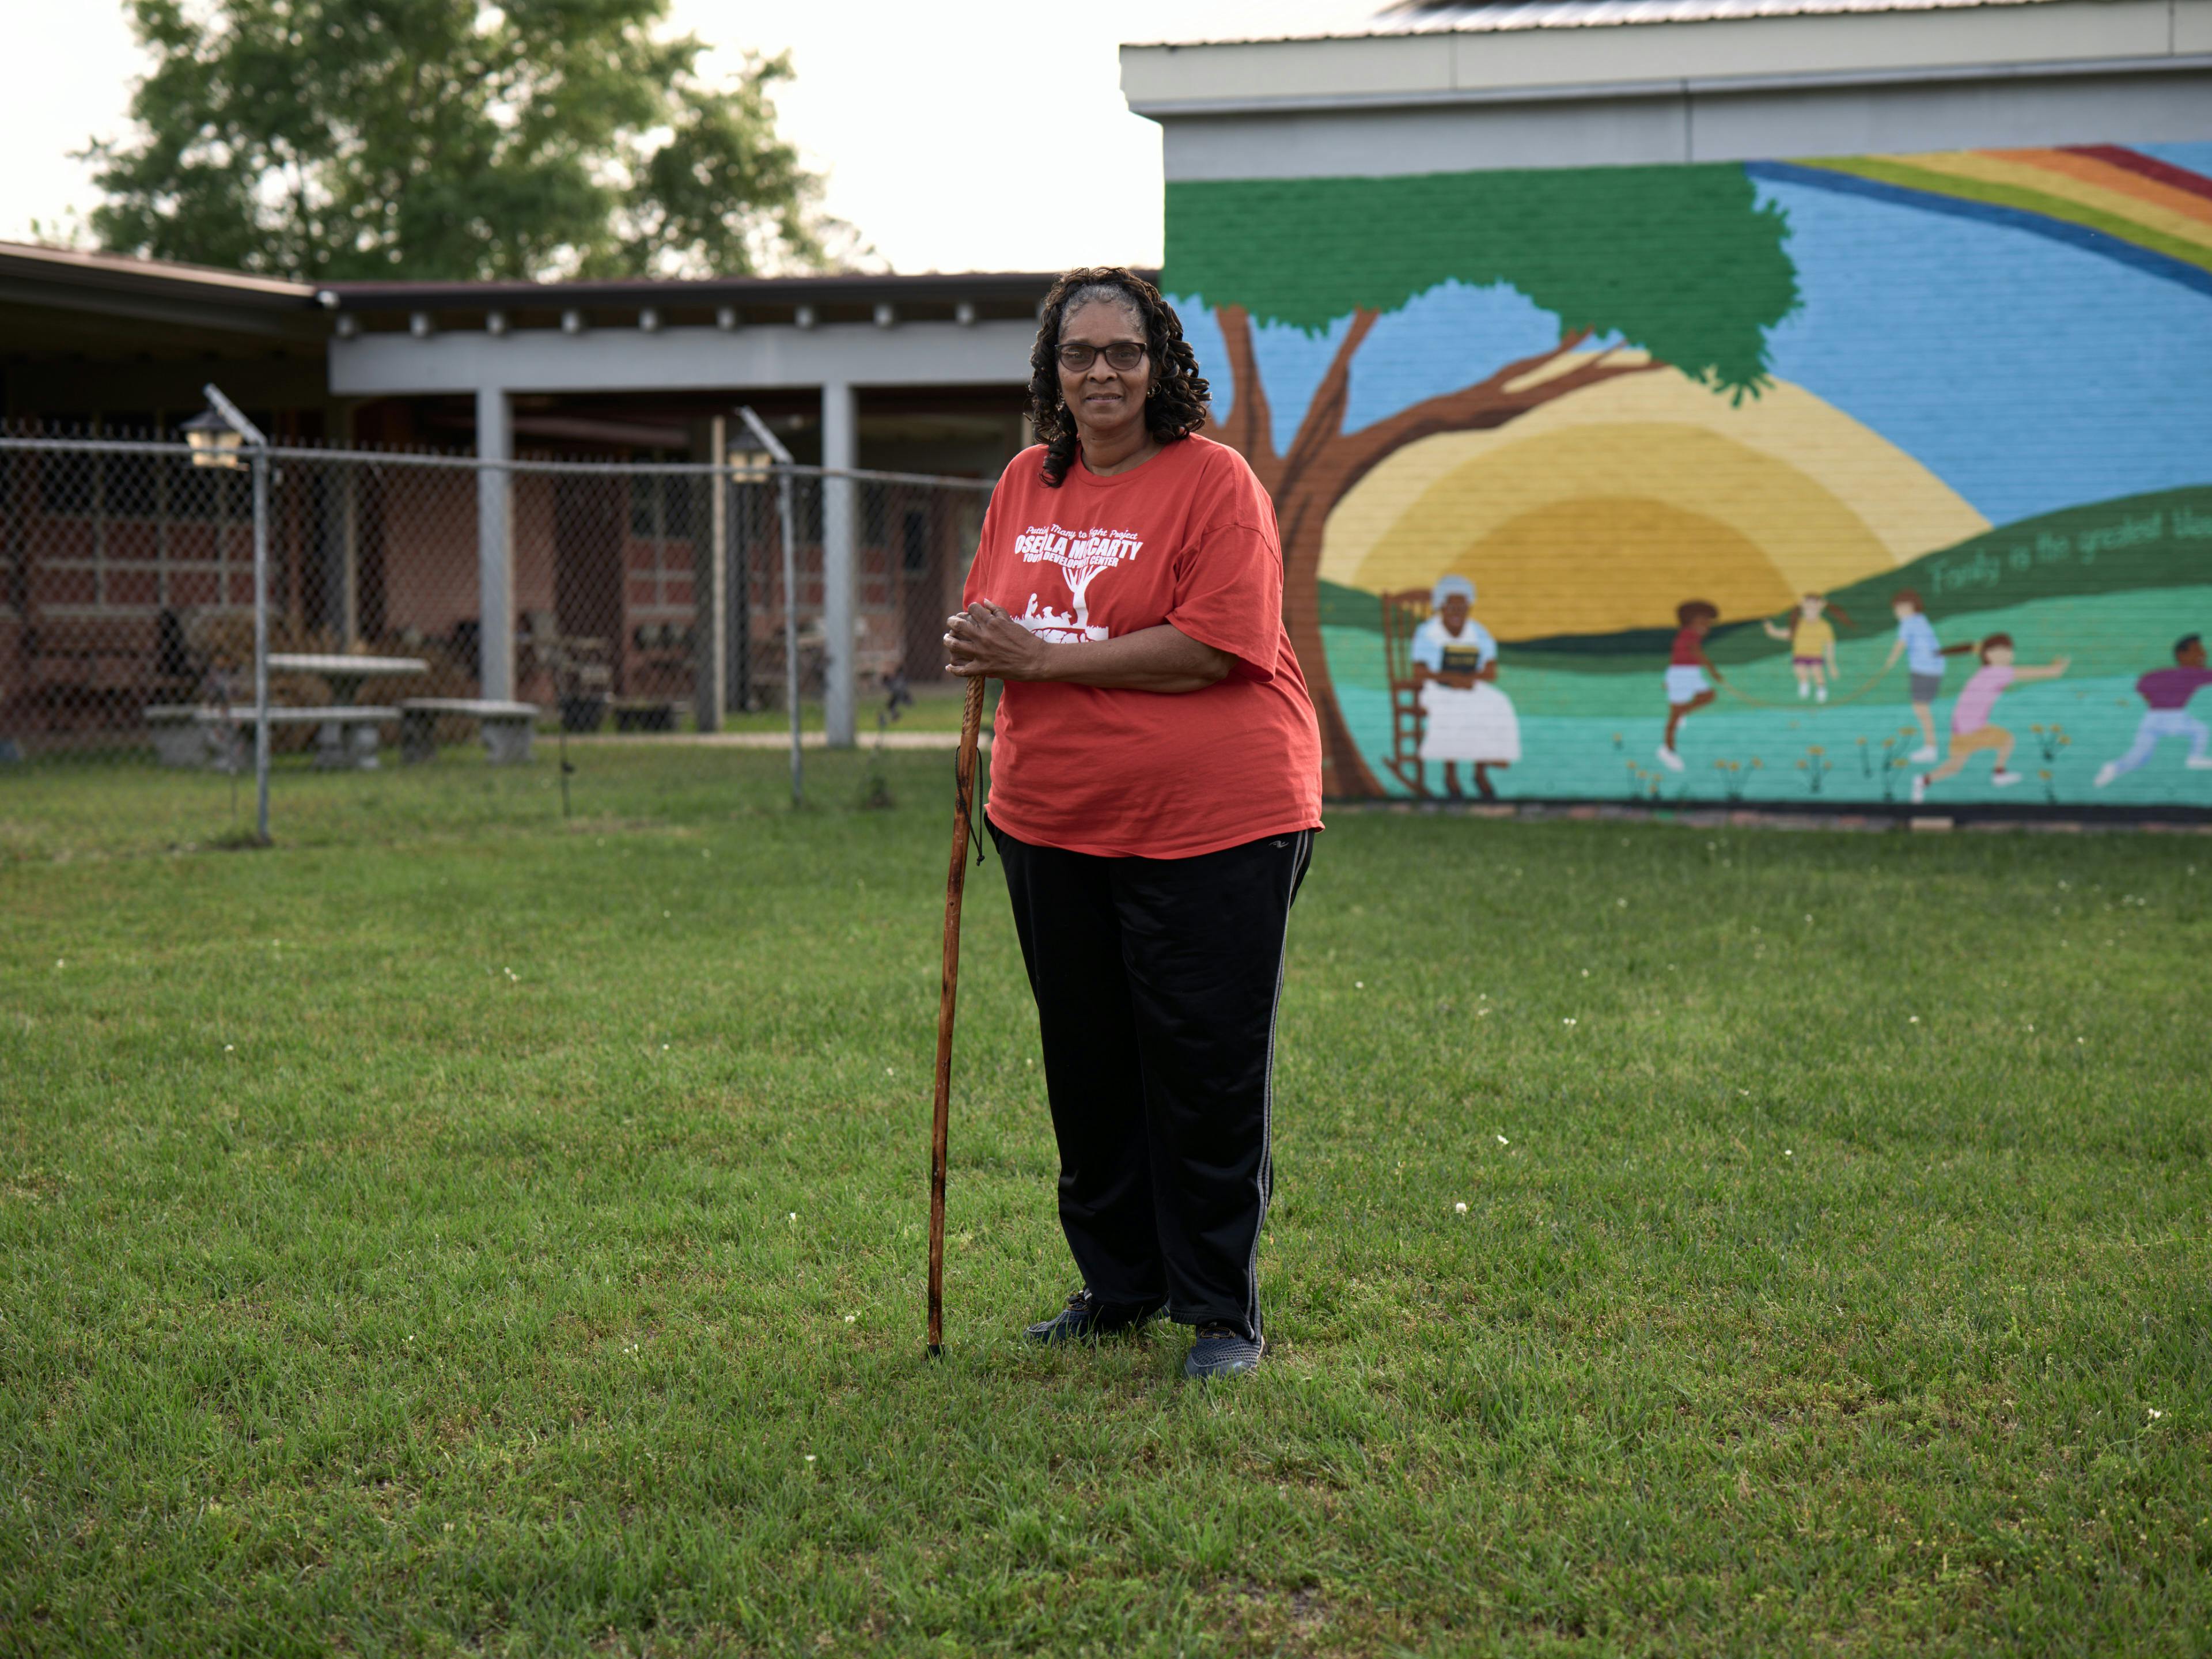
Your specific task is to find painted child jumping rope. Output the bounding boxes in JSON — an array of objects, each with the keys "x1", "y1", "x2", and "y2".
[
  {"x1": 1763, "y1": 594, "x2": 1846, "y2": 703},
  {"x1": 2094, "y1": 633, "x2": 2212, "y2": 789},
  {"x1": 1882, "y1": 588, "x2": 1974, "y2": 764},
  {"x1": 1911, "y1": 634, "x2": 2069, "y2": 804},
  {"x1": 1410, "y1": 575, "x2": 1520, "y2": 800},
  {"x1": 1657, "y1": 599, "x2": 1719, "y2": 772}
]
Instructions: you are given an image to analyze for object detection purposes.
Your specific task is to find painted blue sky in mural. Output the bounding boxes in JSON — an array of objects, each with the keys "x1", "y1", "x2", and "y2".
[
  {"x1": 1750, "y1": 168, "x2": 2212, "y2": 525},
  {"x1": 1171, "y1": 141, "x2": 2212, "y2": 533}
]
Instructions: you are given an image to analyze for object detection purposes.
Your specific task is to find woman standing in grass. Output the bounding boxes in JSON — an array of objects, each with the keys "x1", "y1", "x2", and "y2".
[{"x1": 942, "y1": 267, "x2": 1323, "y2": 1380}]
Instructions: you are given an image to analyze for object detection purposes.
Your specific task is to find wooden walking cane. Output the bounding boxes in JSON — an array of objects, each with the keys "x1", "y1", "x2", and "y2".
[{"x1": 928, "y1": 674, "x2": 988, "y2": 1357}]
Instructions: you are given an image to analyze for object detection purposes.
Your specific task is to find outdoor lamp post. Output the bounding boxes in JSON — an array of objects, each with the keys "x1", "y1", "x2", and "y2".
[
  {"x1": 720, "y1": 448, "x2": 772, "y2": 719},
  {"x1": 180, "y1": 407, "x2": 245, "y2": 470},
  {"x1": 194, "y1": 387, "x2": 272, "y2": 844},
  {"x1": 737, "y1": 406, "x2": 803, "y2": 808}
]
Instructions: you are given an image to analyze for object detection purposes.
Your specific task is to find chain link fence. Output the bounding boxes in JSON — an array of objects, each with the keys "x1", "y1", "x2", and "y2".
[{"x1": 0, "y1": 426, "x2": 993, "y2": 832}]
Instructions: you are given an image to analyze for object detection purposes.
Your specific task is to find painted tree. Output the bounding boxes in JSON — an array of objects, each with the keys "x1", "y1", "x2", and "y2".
[
  {"x1": 1165, "y1": 164, "x2": 1800, "y2": 794},
  {"x1": 1059, "y1": 540, "x2": 1130, "y2": 639},
  {"x1": 1020, "y1": 537, "x2": 1126, "y2": 641}
]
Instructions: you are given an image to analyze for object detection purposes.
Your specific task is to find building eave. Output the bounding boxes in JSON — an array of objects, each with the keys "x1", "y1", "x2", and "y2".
[
  {"x1": 0, "y1": 240, "x2": 326, "y2": 346},
  {"x1": 1129, "y1": 47, "x2": 2212, "y2": 117},
  {"x1": 1120, "y1": 0, "x2": 2207, "y2": 116},
  {"x1": 315, "y1": 270, "x2": 1113, "y2": 315}
]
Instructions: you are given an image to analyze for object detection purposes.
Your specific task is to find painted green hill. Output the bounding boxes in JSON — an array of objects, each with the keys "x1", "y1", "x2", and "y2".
[{"x1": 1319, "y1": 484, "x2": 2212, "y2": 674}]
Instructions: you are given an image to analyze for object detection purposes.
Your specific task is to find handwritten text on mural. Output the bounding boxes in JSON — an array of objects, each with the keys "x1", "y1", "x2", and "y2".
[{"x1": 1927, "y1": 507, "x2": 2211, "y2": 596}]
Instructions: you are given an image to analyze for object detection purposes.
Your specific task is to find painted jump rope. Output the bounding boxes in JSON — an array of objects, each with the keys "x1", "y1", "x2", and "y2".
[{"x1": 1710, "y1": 659, "x2": 1896, "y2": 709}]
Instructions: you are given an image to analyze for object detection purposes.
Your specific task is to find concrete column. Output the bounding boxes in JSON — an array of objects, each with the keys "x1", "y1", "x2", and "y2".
[
  {"x1": 474, "y1": 385, "x2": 514, "y2": 699},
  {"x1": 820, "y1": 379, "x2": 858, "y2": 747}
]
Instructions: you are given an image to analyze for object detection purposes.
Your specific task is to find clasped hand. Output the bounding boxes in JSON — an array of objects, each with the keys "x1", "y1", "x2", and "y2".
[
  {"x1": 945, "y1": 603, "x2": 1234, "y2": 694},
  {"x1": 944, "y1": 601, "x2": 1048, "y2": 681}
]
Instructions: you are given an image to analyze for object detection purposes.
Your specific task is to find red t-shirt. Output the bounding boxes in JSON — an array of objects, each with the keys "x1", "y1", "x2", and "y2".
[
  {"x1": 1670, "y1": 627, "x2": 1706, "y2": 665},
  {"x1": 964, "y1": 435, "x2": 1323, "y2": 859}
]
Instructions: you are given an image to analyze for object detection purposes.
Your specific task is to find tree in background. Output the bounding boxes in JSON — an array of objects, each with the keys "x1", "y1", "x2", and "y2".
[
  {"x1": 1166, "y1": 165, "x2": 1799, "y2": 794},
  {"x1": 86, "y1": 0, "x2": 842, "y2": 282}
]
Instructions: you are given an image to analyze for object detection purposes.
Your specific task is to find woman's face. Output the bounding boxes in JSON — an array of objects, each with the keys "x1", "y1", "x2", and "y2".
[
  {"x1": 1056, "y1": 297, "x2": 1152, "y2": 441},
  {"x1": 1441, "y1": 594, "x2": 1470, "y2": 631}
]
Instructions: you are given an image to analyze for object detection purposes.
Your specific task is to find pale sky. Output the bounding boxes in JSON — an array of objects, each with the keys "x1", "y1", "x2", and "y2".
[{"x1": 0, "y1": 1, "x2": 1373, "y2": 275}]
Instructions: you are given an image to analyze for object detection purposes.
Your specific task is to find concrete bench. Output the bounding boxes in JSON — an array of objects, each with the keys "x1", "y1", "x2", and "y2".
[
  {"x1": 145, "y1": 704, "x2": 397, "y2": 771},
  {"x1": 145, "y1": 705, "x2": 237, "y2": 771},
  {"x1": 612, "y1": 698, "x2": 677, "y2": 733},
  {"x1": 397, "y1": 698, "x2": 540, "y2": 766}
]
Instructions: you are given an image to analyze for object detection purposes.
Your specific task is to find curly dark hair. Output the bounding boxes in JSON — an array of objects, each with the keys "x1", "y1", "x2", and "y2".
[{"x1": 1029, "y1": 267, "x2": 1210, "y2": 488}]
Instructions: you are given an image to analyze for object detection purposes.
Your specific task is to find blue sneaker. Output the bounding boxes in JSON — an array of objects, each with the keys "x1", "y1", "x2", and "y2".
[
  {"x1": 1024, "y1": 1287, "x2": 1160, "y2": 1346},
  {"x1": 1184, "y1": 1324, "x2": 1265, "y2": 1379}
]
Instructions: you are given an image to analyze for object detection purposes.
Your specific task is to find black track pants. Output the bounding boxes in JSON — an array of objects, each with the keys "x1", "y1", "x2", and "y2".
[{"x1": 990, "y1": 817, "x2": 1314, "y2": 1343}]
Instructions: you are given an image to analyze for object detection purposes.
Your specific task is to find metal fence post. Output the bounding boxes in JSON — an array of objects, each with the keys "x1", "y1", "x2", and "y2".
[
  {"x1": 699, "y1": 415, "x2": 727, "y2": 735},
  {"x1": 729, "y1": 469, "x2": 751, "y2": 714},
  {"x1": 777, "y1": 469, "x2": 802, "y2": 807},
  {"x1": 738, "y1": 407, "x2": 804, "y2": 808},
  {"x1": 251, "y1": 446, "x2": 271, "y2": 844}
]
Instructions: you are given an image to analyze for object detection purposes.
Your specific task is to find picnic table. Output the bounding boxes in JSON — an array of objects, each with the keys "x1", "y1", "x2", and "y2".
[
  {"x1": 264, "y1": 653, "x2": 430, "y2": 770},
  {"x1": 267, "y1": 653, "x2": 430, "y2": 704}
]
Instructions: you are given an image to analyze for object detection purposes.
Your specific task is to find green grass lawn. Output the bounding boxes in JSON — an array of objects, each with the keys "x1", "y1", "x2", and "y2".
[
  {"x1": 594, "y1": 679, "x2": 985, "y2": 740},
  {"x1": 2, "y1": 749, "x2": 2207, "y2": 1656}
]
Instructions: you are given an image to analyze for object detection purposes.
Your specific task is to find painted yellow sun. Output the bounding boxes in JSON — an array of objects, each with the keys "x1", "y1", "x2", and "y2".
[{"x1": 1323, "y1": 365, "x2": 1990, "y2": 640}]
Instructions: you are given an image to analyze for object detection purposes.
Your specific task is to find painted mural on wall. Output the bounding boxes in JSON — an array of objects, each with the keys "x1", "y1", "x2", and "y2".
[{"x1": 1162, "y1": 143, "x2": 2212, "y2": 807}]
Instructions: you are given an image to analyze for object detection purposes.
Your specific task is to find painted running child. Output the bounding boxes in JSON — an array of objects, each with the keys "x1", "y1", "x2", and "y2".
[
  {"x1": 1657, "y1": 599, "x2": 1719, "y2": 772},
  {"x1": 1912, "y1": 634, "x2": 2068, "y2": 803},
  {"x1": 1881, "y1": 588, "x2": 1974, "y2": 763},
  {"x1": 2094, "y1": 633, "x2": 2212, "y2": 788},
  {"x1": 1763, "y1": 593, "x2": 1844, "y2": 703}
]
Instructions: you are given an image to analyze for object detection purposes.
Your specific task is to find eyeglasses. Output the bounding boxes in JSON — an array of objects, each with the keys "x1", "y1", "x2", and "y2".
[{"x1": 1057, "y1": 341, "x2": 1147, "y2": 372}]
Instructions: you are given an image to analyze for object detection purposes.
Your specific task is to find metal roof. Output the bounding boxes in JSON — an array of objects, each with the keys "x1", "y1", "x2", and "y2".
[
  {"x1": 0, "y1": 240, "x2": 1106, "y2": 342},
  {"x1": 1376, "y1": 0, "x2": 2057, "y2": 29},
  {"x1": 0, "y1": 240, "x2": 328, "y2": 358},
  {"x1": 0, "y1": 238, "x2": 315, "y2": 300},
  {"x1": 318, "y1": 270, "x2": 1069, "y2": 315},
  {"x1": 1131, "y1": 0, "x2": 2059, "y2": 44}
]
